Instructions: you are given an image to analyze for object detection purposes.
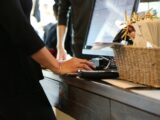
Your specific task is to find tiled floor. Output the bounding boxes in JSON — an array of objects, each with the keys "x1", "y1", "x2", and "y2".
[{"x1": 53, "y1": 107, "x2": 75, "y2": 120}]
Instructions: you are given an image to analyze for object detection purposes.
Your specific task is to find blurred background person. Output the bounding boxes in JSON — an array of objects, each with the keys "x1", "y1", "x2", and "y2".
[
  {"x1": 56, "y1": 0, "x2": 94, "y2": 60},
  {"x1": 43, "y1": 0, "x2": 72, "y2": 57}
]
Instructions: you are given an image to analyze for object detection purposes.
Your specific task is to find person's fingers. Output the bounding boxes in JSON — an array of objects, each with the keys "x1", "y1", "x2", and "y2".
[
  {"x1": 78, "y1": 59, "x2": 96, "y2": 69},
  {"x1": 72, "y1": 58, "x2": 95, "y2": 69},
  {"x1": 77, "y1": 63, "x2": 94, "y2": 71},
  {"x1": 60, "y1": 57, "x2": 96, "y2": 74}
]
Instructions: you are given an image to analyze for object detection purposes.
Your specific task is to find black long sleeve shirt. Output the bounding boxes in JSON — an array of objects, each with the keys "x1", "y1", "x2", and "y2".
[
  {"x1": 0, "y1": 0, "x2": 45, "y2": 97},
  {"x1": 58, "y1": 0, "x2": 95, "y2": 44}
]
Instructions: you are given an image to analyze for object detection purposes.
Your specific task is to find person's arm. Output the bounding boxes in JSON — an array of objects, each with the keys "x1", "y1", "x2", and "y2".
[
  {"x1": 56, "y1": 24, "x2": 68, "y2": 60},
  {"x1": 31, "y1": 47, "x2": 95, "y2": 75},
  {"x1": 32, "y1": 47, "x2": 60, "y2": 74},
  {"x1": 56, "y1": 0, "x2": 71, "y2": 60}
]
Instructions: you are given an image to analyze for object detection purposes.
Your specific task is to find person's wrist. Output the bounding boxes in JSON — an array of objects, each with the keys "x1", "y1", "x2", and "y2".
[
  {"x1": 57, "y1": 62, "x2": 63, "y2": 75},
  {"x1": 57, "y1": 45, "x2": 64, "y2": 50}
]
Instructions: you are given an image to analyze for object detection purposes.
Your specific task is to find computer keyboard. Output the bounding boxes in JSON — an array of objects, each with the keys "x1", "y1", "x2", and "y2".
[{"x1": 77, "y1": 69, "x2": 119, "y2": 79}]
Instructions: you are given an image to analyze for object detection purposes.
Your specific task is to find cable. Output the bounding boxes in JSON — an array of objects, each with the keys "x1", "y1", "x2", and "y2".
[{"x1": 100, "y1": 56, "x2": 111, "y2": 70}]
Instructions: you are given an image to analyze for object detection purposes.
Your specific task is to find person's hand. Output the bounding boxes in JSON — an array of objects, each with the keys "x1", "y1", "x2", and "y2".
[
  {"x1": 56, "y1": 47, "x2": 67, "y2": 60},
  {"x1": 59, "y1": 57, "x2": 96, "y2": 75}
]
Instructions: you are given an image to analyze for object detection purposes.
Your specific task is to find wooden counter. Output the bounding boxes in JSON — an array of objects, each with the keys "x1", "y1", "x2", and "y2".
[{"x1": 41, "y1": 70, "x2": 160, "y2": 120}]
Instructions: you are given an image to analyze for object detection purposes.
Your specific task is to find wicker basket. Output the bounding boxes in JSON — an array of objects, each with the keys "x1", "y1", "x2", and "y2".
[{"x1": 112, "y1": 45, "x2": 160, "y2": 87}]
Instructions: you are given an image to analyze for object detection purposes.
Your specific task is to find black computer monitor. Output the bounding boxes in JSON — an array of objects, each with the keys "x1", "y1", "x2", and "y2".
[{"x1": 82, "y1": 0, "x2": 139, "y2": 57}]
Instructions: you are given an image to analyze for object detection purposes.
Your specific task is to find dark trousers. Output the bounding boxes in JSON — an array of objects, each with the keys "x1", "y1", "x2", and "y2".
[
  {"x1": 72, "y1": 42, "x2": 84, "y2": 58},
  {"x1": 0, "y1": 93, "x2": 56, "y2": 120}
]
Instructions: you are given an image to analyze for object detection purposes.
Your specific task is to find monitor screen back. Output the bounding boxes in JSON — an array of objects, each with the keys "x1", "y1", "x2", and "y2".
[{"x1": 82, "y1": 0, "x2": 139, "y2": 57}]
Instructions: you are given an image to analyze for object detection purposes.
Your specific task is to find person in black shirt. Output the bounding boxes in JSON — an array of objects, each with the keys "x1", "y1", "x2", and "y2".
[
  {"x1": 56, "y1": 0, "x2": 94, "y2": 60},
  {"x1": 43, "y1": 0, "x2": 72, "y2": 57},
  {"x1": 0, "y1": 0, "x2": 95, "y2": 120}
]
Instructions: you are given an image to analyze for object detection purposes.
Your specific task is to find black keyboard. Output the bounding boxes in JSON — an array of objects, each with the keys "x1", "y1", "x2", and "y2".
[{"x1": 77, "y1": 69, "x2": 119, "y2": 79}]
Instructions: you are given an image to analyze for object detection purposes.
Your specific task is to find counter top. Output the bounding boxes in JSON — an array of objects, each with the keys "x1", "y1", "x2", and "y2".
[{"x1": 42, "y1": 70, "x2": 160, "y2": 116}]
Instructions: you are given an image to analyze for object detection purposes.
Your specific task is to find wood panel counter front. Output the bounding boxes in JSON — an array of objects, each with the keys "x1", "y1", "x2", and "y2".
[{"x1": 41, "y1": 70, "x2": 160, "y2": 120}]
